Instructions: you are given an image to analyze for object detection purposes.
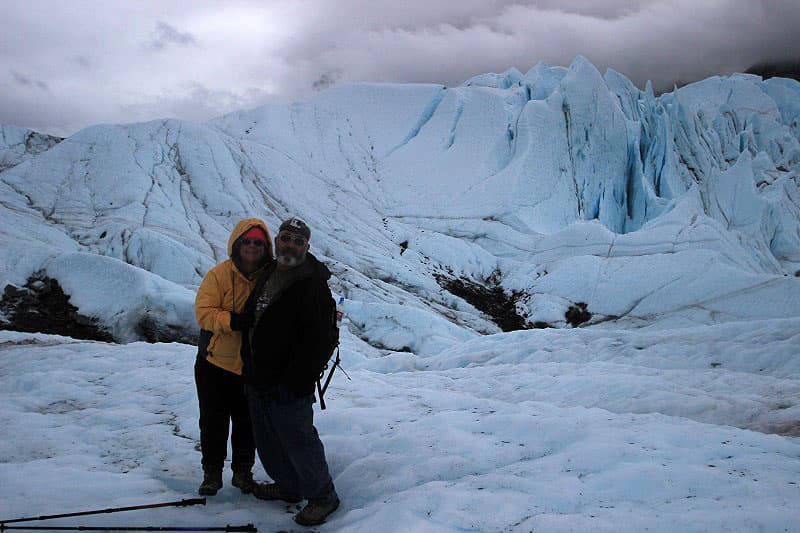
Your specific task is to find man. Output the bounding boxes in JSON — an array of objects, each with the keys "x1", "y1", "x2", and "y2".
[
  {"x1": 241, "y1": 217, "x2": 340, "y2": 527},
  {"x1": 194, "y1": 218, "x2": 272, "y2": 496}
]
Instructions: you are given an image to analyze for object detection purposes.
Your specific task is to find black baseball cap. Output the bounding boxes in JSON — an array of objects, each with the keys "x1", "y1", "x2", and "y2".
[{"x1": 278, "y1": 217, "x2": 311, "y2": 240}]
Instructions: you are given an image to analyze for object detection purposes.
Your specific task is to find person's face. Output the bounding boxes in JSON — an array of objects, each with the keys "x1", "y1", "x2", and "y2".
[
  {"x1": 239, "y1": 236, "x2": 266, "y2": 268},
  {"x1": 275, "y1": 230, "x2": 309, "y2": 265}
]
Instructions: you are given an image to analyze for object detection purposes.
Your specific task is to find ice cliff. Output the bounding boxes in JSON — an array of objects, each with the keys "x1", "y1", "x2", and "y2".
[{"x1": 1, "y1": 56, "x2": 799, "y2": 345}]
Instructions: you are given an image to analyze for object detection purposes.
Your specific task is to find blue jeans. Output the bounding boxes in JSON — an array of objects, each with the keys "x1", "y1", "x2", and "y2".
[{"x1": 247, "y1": 385, "x2": 336, "y2": 502}]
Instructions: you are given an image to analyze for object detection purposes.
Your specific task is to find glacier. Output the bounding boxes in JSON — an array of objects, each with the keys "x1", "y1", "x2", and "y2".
[
  {"x1": 1, "y1": 56, "x2": 799, "y2": 341},
  {"x1": 0, "y1": 56, "x2": 799, "y2": 531}
]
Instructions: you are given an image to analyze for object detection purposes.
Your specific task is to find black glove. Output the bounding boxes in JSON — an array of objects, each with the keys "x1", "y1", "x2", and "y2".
[{"x1": 229, "y1": 311, "x2": 254, "y2": 331}]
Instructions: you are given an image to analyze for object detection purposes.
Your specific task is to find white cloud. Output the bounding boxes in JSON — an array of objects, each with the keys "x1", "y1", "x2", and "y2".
[{"x1": 1, "y1": 0, "x2": 798, "y2": 136}]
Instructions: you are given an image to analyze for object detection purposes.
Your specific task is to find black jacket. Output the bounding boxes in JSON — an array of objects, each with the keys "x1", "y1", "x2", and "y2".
[{"x1": 241, "y1": 253, "x2": 334, "y2": 395}]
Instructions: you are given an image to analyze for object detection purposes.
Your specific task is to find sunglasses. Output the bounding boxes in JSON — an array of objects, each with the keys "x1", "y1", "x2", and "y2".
[
  {"x1": 279, "y1": 234, "x2": 307, "y2": 246},
  {"x1": 240, "y1": 238, "x2": 265, "y2": 247}
]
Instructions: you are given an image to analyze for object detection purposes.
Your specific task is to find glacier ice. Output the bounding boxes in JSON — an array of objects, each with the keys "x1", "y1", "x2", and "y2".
[{"x1": 1, "y1": 57, "x2": 799, "y2": 342}]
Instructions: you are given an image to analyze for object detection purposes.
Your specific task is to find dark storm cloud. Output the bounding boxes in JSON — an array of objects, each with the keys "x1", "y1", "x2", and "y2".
[
  {"x1": 10, "y1": 70, "x2": 49, "y2": 91},
  {"x1": 269, "y1": 0, "x2": 800, "y2": 96},
  {"x1": 516, "y1": 0, "x2": 657, "y2": 20},
  {"x1": 148, "y1": 22, "x2": 199, "y2": 51},
  {"x1": 312, "y1": 71, "x2": 342, "y2": 91},
  {"x1": 72, "y1": 56, "x2": 92, "y2": 68},
  {"x1": 1, "y1": 0, "x2": 799, "y2": 137}
]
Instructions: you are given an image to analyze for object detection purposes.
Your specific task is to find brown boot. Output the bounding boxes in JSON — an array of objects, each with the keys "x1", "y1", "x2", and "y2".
[
  {"x1": 198, "y1": 471, "x2": 223, "y2": 496},
  {"x1": 294, "y1": 493, "x2": 340, "y2": 526},
  {"x1": 231, "y1": 471, "x2": 255, "y2": 494}
]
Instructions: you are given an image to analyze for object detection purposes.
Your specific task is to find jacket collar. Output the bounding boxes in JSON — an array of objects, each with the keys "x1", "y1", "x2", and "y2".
[{"x1": 263, "y1": 252, "x2": 330, "y2": 282}]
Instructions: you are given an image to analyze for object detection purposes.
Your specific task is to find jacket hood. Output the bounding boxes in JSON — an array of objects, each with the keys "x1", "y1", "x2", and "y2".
[{"x1": 227, "y1": 218, "x2": 272, "y2": 259}]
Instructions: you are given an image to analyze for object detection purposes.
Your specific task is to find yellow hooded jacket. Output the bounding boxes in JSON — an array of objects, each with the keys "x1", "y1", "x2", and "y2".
[{"x1": 195, "y1": 218, "x2": 272, "y2": 375}]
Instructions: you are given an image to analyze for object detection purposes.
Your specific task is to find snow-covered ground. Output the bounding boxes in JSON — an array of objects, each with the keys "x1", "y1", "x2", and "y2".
[{"x1": 1, "y1": 320, "x2": 798, "y2": 531}]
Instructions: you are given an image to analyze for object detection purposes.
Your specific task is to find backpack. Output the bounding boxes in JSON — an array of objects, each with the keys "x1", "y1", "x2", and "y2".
[{"x1": 315, "y1": 295, "x2": 347, "y2": 410}]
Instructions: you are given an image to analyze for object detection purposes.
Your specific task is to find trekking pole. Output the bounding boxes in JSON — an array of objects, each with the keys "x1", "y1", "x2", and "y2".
[
  {"x1": 0, "y1": 525, "x2": 256, "y2": 532},
  {"x1": 318, "y1": 347, "x2": 351, "y2": 410},
  {"x1": 322, "y1": 348, "x2": 351, "y2": 393},
  {"x1": 0, "y1": 498, "x2": 205, "y2": 525}
]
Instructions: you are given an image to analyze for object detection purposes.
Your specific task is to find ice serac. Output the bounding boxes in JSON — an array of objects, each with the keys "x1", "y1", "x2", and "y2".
[
  {"x1": 1, "y1": 57, "x2": 800, "y2": 343},
  {"x1": 558, "y1": 56, "x2": 630, "y2": 233}
]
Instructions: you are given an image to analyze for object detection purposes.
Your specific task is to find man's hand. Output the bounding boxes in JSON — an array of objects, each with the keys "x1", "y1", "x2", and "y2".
[{"x1": 230, "y1": 311, "x2": 254, "y2": 331}]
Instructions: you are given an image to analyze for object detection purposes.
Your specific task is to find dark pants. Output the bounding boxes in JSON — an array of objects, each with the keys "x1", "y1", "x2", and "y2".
[
  {"x1": 194, "y1": 356, "x2": 255, "y2": 474},
  {"x1": 247, "y1": 385, "x2": 336, "y2": 502}
]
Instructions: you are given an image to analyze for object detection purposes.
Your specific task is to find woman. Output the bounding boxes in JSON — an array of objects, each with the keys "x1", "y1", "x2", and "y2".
[{"x1": 194, "y1": 218, "x2": 272, "y2": 495}]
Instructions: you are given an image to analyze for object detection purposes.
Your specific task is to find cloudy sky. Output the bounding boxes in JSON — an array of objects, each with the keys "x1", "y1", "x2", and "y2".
[{"x1": 2, "y1": 0, "x2": 798, "y2": 137}]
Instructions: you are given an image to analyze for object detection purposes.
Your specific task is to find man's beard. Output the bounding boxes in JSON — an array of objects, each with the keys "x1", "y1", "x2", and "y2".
[{"x1": 276, "y1": 249, "x2": 306, "y2": 267}]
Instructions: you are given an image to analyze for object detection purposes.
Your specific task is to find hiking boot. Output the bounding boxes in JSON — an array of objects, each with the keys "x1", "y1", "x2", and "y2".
[
  {"x1": 252, "y1": 482, "x2": 302, "y2": 503},
  {"x1": 231, "y1": 471, "x2": 256, "y2": 494},
  {"x1": 294, "y1": 494, "x2": 340, "y2": 526},
  {"x1": 198, "y1": 471, "x2": 223, "y2": 496}
]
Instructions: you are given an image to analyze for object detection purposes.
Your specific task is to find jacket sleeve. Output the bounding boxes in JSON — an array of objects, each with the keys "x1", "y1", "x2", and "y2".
[{"x1": 195, "y1": 269, "x2": 233, "y2": 333}]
